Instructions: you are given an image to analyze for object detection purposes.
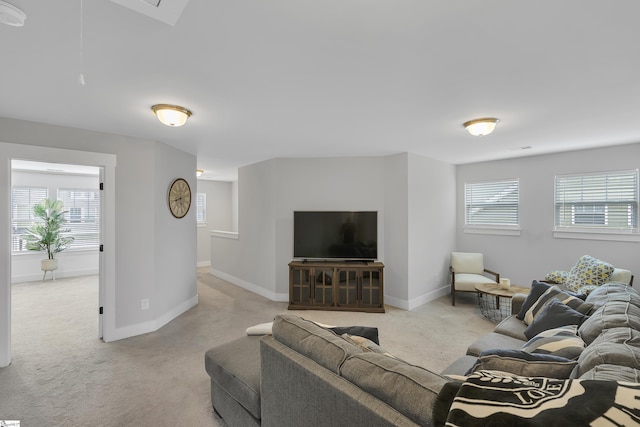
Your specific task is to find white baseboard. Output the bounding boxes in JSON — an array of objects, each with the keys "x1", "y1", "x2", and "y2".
[
  {"x1": 103, "y1": 294, "x2": 199, "y2": 343},
  {"x1": 384, "y1": 285, "x2": 450, "y2": 310},
  {"x1": 11, "y1": 268, "x2": 100, "y2": 284},
  {"x1": 208, "y1": 268, "x2": 288, "y2": 302},
  {"x1": 197, "y1": 260, "x2": 211, "y2": 268}
]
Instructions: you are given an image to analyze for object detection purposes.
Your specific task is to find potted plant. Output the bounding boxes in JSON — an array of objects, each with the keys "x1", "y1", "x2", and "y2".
[{"x1": 23, "y1": 198, "x2": 74, "y2": 280}]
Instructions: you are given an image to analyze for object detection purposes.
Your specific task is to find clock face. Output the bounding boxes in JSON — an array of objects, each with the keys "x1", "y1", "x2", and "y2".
[{"x1": 168, "y1": 178, "x2": 191, "y2": 218}]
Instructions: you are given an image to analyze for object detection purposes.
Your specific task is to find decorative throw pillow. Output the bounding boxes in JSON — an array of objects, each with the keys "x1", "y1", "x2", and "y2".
[
  {"x1": 563, "y1": 255, "x2": 614, "y2": 293},
  {"x1": 516, "y1": 280, "x2": 551, "y2": 320},
  {"x1": 524, "y1": 299, "x2": 588, "y2": 340},
  {"x1": 543, "y1": 270, "x2": 569, "y2": 284},
  {"x1": 524, "y1": 286, "x2": 592, "y2": 325},
  {"x1": 521, "y1": 325, "x2": 586, "y2": 359},
  {"x1": 340, "y1": 334, "x2": 397, "y2": 358},
  {"x1": 329, "y1": 326, "x2": 379, "y2": 344},
  {"x1": 470, "y1": 349, "x2": 577, "y2": 378}
]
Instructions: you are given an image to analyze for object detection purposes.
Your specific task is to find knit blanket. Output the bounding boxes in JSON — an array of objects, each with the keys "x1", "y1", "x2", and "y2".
[{"x1": 446, "y1": 370, "x2": 640, "y2": 426}]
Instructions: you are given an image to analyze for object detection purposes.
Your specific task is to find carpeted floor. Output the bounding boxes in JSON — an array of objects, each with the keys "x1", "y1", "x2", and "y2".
[{"x1": 0, "y1": 269, "x2": 493, "y2": 426}]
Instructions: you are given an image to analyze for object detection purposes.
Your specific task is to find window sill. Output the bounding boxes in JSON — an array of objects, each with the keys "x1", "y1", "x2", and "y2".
[
  {"x1": 464, "y1": 227, "x2": 521, "y2": 236},
  {"x1": 197, "y1": 222, "x2": 207, "y2": 228},
  {"x1": 553, "y1": 229, "x2": 640, "y2": 242}
]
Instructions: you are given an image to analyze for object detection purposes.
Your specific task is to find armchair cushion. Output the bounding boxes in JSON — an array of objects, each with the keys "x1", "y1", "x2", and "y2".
[
  {"x1": 452, "y1": 273, "x2": 498, "y2": 291},
  {"x1": 451, "y1": 252, "x2": 484, "y2": 274}
]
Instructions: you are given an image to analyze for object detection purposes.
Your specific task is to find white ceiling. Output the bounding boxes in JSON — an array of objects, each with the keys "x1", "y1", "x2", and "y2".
[{"x1": 1, "y1": 1, "x2": 640, "y2": 181}]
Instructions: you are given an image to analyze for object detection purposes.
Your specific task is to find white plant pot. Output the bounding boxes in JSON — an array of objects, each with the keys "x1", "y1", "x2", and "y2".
[{"x1": 41, "y1": 258, "x2": 58, "y2": 281}]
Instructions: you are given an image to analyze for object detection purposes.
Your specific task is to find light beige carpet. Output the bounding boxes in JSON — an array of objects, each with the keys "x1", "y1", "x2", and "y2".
[{"x1": 0, "y1": 269, "x2": 493, "y2": 426}]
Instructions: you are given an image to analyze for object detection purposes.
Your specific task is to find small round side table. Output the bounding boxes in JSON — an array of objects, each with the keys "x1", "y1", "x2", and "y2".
[{"x1": 475, "y1": 283, "x2": 530, "y2": 323}]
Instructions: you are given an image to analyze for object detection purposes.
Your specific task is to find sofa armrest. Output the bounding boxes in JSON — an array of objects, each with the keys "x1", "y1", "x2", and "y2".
[{"x1": 511, "y1": 293, "x2": 527, "y2": 315}]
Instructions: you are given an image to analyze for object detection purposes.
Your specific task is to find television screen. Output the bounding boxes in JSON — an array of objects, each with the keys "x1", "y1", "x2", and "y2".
[{"x1": 293, "y1": 211, "x2": 378, "y2": 260}]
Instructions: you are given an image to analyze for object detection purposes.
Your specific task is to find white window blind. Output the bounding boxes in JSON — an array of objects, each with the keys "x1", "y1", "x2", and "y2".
[
  {"x1": 58, "y1": 188, "x2": 101, "y2": 249},
  {"x1": 11, "y1": 186, "x2": 48, "y2": 252},
  {"x1": 465, "y1": 179, "x2": 520, "y2": 227},
  {"x1": 196, "y1": 192, "x2": 206, "y2": 224},
  {"x1": 555, "y1": 169, "x2": 638, "y2": 232}
]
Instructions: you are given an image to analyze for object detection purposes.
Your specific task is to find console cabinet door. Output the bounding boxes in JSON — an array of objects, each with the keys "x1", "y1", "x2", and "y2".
[
  {"x1": 289, "y1": 266, "x2": 313, "y2": 306},
  {"x1": 360, "y1": 268, "x2": 383, "y2": 308},
  {"x1": 336, "y1": 268, "x2": 359, "y2": 308},
  {"x1": 313, "y1": 268, "x2": 335, "y2": 307}
]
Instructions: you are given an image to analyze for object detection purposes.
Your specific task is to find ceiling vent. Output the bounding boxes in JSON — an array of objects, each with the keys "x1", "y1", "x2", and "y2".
[{"x1": 110, "y1": 0, "x2": 190, "y2": 26}]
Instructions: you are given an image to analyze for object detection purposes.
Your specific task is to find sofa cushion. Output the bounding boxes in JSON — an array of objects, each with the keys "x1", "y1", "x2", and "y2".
[
  {"x1": 469, "y1": 349, "x2": 578, "y2": 378},
  {"x1": 493, "y1": 315, "x2": 527, "y2": 340},
  {"x1": 466, "y1": 332, "x2": 526, "y2": 357},
  {"x1": 584, "y1": 282, "x2": 640, "y2": 310},
  {"x1": 579, "y1": 364, "x2": 640, "y2": 382},
  {"x1": 521, "y1": 325, "x2": 586, "y2": 360},
  {"x1": 578, "y1": 300, "x2": 640, "y2": 345},
  {"x1": 271, "y1": 314, "x2": 363, "y2": 374},
  {"x1": 576, "y1": 327, "x2": 640, "y2": 377},
  {"x1": 204, "y1": 336, "x2": 263, "y2": 420},
  {"x1": 516, "y1": 280, "x2": 551, "y2": 320},
  {"x1": 523, "y1": 286, "x2": 592, "y2": 326},
  {"x1": 524, "y1": 299, "x2": 588, "y2": 340},
  {"x1": 340, "y1": 352, "x2": 448, "y2": 427},
  {"x1": 563, "y1": 255, "x2": 614, "y2": 293}
]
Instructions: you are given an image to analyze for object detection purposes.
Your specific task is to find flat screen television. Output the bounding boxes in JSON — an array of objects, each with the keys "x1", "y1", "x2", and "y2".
[{"x1": 293, "y1": 211, "x2": 378, "y2": 260}]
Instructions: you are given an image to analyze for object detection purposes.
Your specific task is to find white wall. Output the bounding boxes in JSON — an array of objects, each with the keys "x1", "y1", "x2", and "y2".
[
  {"x1": 407, "y1": 153, "x2": 457, "y2": 307},
  {"x1": 196, "y1": 179, "x2": 234, "y2": 267},
  {"x1": 211, "y1": 153, "x2": 457, "y2": 309},
  {"x1": 11, "y1": 170, "x2": 100, "y2": 283},
  {"x1": 0, "y1": 118, "x2": 197, "y2": 363},
  {"x1": 456, "y1": 142, "x2": 640, "y2": 286}
]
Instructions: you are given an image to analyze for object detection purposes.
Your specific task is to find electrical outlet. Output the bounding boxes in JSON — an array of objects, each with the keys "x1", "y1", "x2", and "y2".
[{"x1": 141, "y1": 299, "x2": 150, "y2": 310}]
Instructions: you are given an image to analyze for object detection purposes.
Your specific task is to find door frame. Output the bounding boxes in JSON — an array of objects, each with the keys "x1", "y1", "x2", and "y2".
[{"x1": 0, "y1": 142, "x2": 116, "y2": 367}]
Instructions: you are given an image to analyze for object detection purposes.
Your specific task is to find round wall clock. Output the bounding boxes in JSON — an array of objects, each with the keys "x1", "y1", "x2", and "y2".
[{"x1": 168, "y1": 178, "x2": 191, "y2": 218}]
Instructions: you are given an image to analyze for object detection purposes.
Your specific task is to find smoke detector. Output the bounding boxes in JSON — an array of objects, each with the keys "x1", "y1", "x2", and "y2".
[{"x1": 0, "y1": 1, "x2": 26, "y2": 27}]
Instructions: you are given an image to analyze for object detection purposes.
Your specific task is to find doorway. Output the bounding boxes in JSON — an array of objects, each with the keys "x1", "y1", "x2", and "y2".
[
  {"x1": 10, "y1": 160, "x2": 103, "y2": 339},
  {"x1": 1, "y1": 142, "x2": 116, "y2": 368}
]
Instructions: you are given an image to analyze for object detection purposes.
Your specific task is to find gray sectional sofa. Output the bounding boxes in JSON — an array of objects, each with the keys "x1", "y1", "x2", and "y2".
[{"x1": 205, "y1": 280, "x2": 640, "y2": 426}]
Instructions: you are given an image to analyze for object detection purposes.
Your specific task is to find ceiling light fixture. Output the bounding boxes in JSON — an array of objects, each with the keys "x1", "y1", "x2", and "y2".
[
  {"x1": 463, "y1": 117, "x2": 499, "y2": 136},
  {"x1": 196, "y1": 169, "x2": 203, "y2": 177},
  {"x1": 0, "y1": 1, "x2": 26, "y2": 26},
  {"x1": 151, "y1": 104, "x2": 192, "y2": 127}
]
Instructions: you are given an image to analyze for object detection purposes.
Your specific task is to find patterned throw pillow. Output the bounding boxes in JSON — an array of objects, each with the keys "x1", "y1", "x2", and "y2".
[
  {"x1": 524, "y1": 286, "x2": 593, "y2": 325},
  {"x1": 544, "y1": 270, "x2": 569, "y2": 284},
  {"x1": 563, "y1": 255, "x2": 614, "y2": 293},
  {"x1": 521, "y1": 325, "x2": 586, "y2": 359}
]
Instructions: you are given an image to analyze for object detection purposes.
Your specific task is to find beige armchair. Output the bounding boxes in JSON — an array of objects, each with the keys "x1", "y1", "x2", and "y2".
[{"x1": 450, "y1": 252, "x2": 500, "y2": 306}]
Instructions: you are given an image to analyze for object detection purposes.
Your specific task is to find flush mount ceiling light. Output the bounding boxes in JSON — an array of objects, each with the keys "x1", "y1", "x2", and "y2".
[
  {"x1": 151, "y1": 104, "x2": 192, "y2": 127},
  {"x1": 0, "y1": 1, "x2": 27, "y2": 26},
  {"x1": 463, "y1": 117, "x2": 499, "y2": 136}
]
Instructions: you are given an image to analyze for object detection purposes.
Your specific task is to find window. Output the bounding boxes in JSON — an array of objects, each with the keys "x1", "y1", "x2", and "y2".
[
  {"x1": 465, "y1": 179, "x2": 520, "y2": 229},
  {"x1": 196, "y1": 192, "x2": 206, "y2": 225},
  {"x1": 11, "y1": 186, "x2": 48, "y2": 252},
  {"x1": 555, "y1": 169, "x2": 638, "y2": 233},
  {"x1": 58, "y1": 188, "x2": 100, "y2": 249}
]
